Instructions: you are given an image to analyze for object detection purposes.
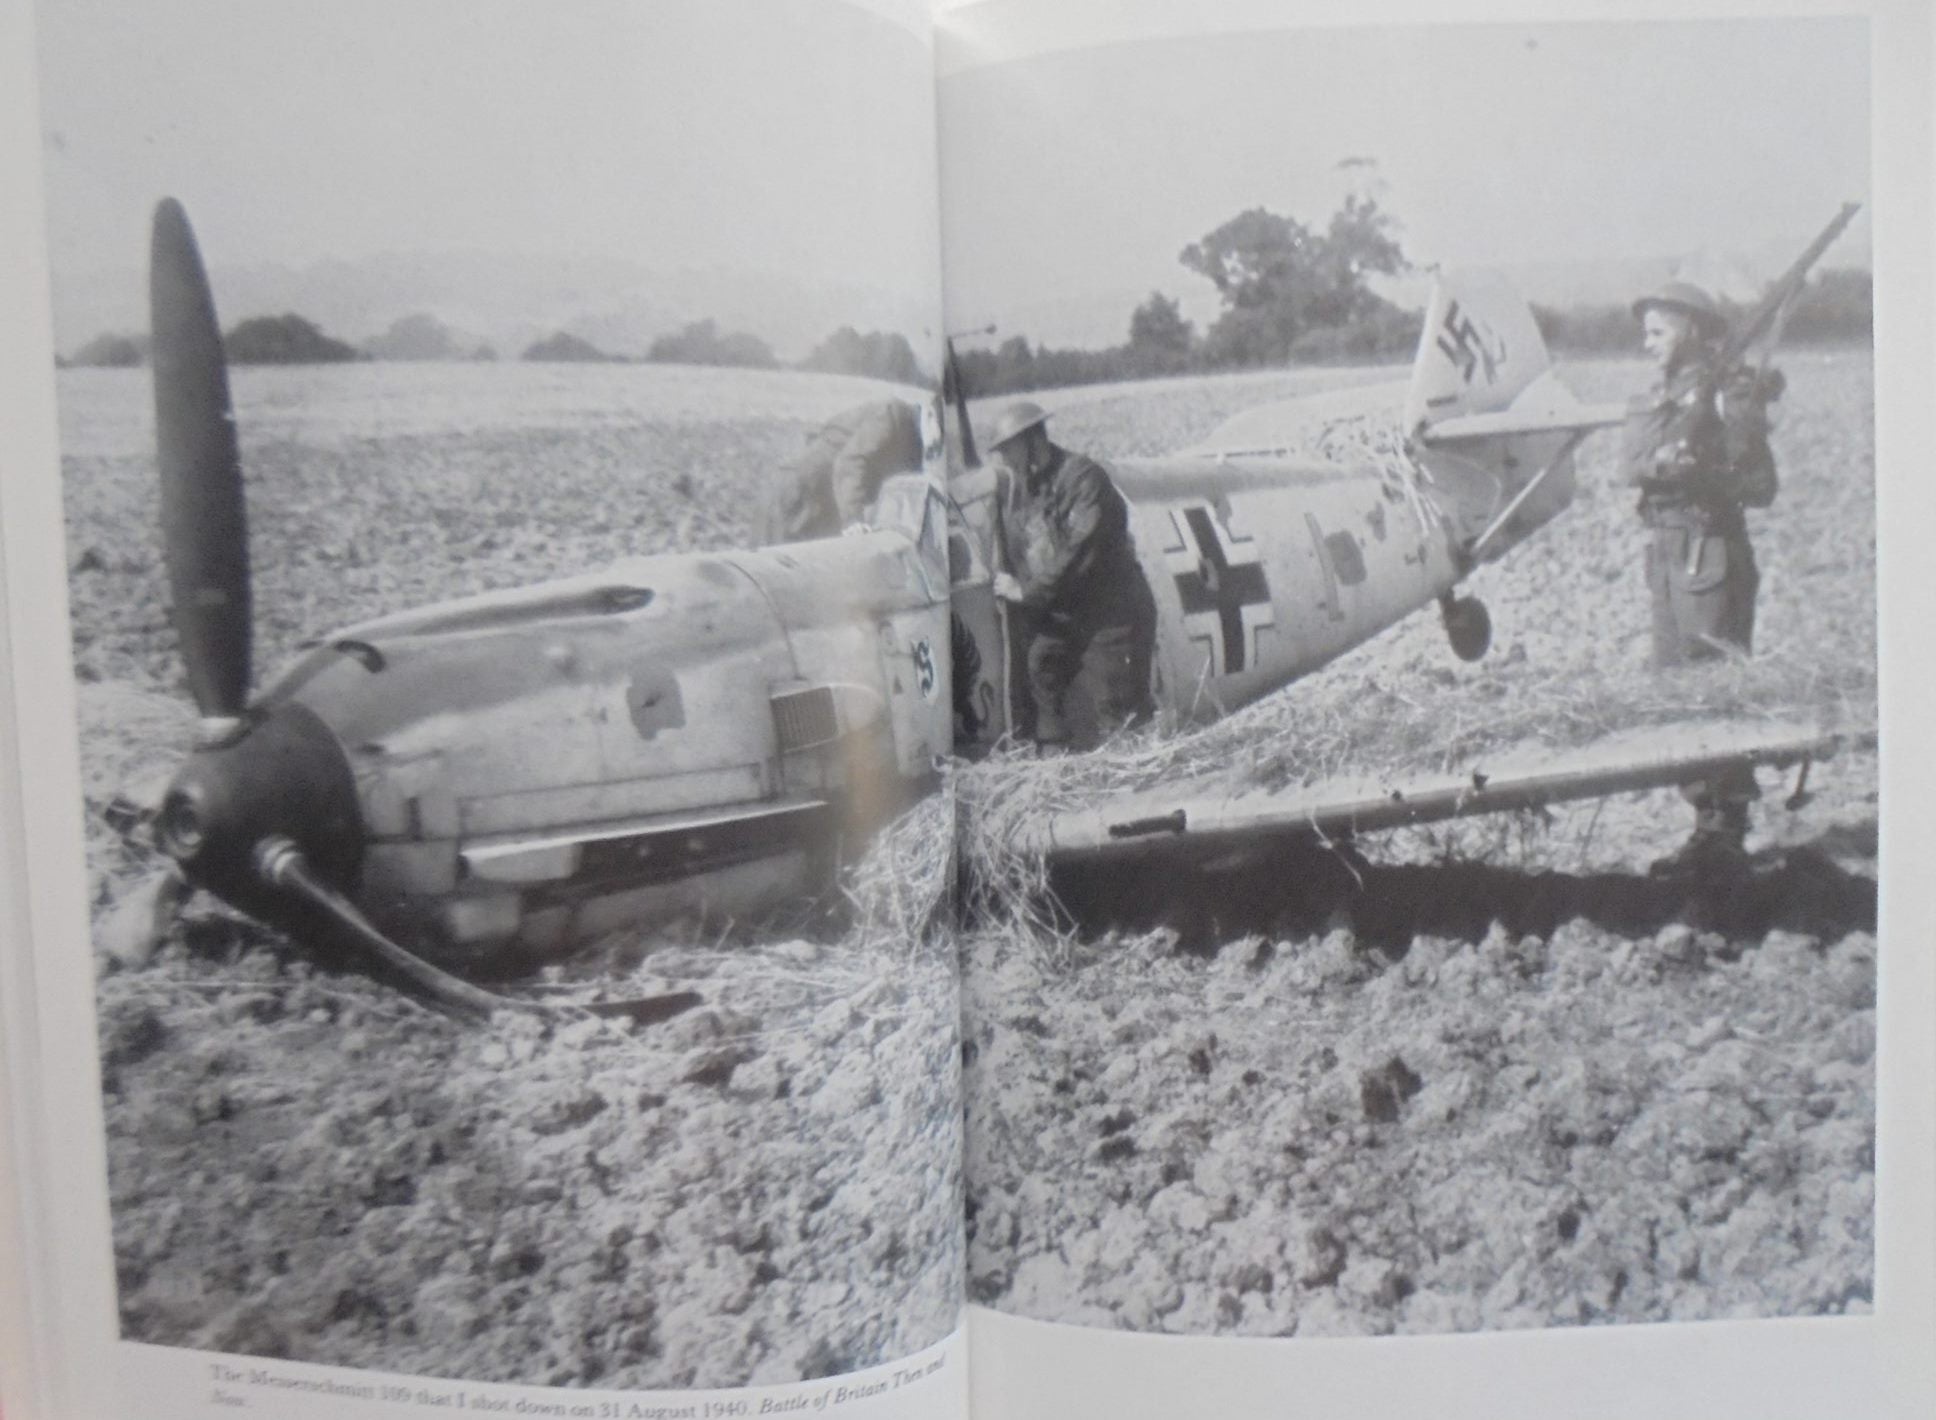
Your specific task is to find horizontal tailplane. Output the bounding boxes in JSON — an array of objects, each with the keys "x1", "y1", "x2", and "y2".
[{"x1": 1404, "y1": 271, "x2": 1624, "y2": 561}]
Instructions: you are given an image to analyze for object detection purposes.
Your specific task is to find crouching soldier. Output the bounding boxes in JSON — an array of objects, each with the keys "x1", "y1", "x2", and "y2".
[
  {"x1": 763, "y1": 398, "x2": 925, "y2": 545},
  {"x1": 986, "y1": 400, "x2": 1156, "y2": 751},
  {"x1": 1622, "y1": 280, "x2": 1782, "y2": 874}
]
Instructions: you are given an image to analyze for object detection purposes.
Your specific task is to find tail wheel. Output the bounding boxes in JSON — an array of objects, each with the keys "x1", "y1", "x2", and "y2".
[{"x1": 1441, "y1": 594, "x2": 1492, "y2": 662}]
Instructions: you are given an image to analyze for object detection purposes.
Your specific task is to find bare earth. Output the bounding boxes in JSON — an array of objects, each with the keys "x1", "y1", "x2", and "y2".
[
  {"x1": 59, "y1": 350, "x2": 1878, "y2": 1370},
  {"x1": 958, "y1": 350, "x2": 1878, "y2": 1335},
  {"x1": 61, "y1": 364, "x2": 962, "y2": 1389}
]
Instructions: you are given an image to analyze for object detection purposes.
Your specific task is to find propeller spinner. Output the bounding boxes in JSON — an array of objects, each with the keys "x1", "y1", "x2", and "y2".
[
  {"x1": 141, "y1": 201, "x2": 419, "y2": 1003},
  {"x1": 146, "y1": 199, "x2": 362, "y2": 904},
  {"x1": 136, "y1": 200, "x2": 701, "y2": 1027}
]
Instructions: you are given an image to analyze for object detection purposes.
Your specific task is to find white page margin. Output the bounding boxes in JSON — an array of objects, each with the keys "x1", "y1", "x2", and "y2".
[
  {"x1": 0, "y1": 0, "x2": 124, "y2": 1416},
  {"x1": 0, "y1": 0, "x2": 962, "y2": 1414}
]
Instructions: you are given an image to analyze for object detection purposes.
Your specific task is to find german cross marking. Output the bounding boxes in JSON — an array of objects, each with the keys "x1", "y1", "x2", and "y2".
[{"x1": 1165, "y1": 503, "x2": 1273, "y2": 675}]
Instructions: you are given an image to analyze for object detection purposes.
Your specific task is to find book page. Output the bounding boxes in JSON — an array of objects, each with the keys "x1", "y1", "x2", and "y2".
[
  {"x1": 936, "y1": 0, "x2": 1933, "y2": 1415},
  {"x1": 0, "y1": 1, "x2": 967, "y2": 1416}
]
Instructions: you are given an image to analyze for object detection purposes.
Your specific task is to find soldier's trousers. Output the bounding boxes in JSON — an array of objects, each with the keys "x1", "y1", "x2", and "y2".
[
  {"x1": 1646, "y1": 522, "x2": 1760, "y2": 836},
  {"x1": 1024, "y1": 609, "x2": 1156, "y2": 751},
  {"x1": 1646, "y1": 523, "x2": 1757, "y2": 668}
]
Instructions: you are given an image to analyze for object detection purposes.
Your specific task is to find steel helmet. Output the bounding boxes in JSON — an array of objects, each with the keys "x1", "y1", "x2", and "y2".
[
  {"x1": 986, "y1": 399, "x2": 1050, "y2": 451},
  {"x1": 1632, "y1": 281, "x2": 1726, "y2": 339}
]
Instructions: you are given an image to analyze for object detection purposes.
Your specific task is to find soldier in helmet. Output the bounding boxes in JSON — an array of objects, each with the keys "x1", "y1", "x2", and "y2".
[
  {"x1": 1621, "y1": 281, "x2": 1782, "y2": 874},
  {"x1": 985, "y1": 399, "x2": 1156, "y2": 751},
  {"x1": 762, "y1": 398, "x2": 926, "y2": 545}
]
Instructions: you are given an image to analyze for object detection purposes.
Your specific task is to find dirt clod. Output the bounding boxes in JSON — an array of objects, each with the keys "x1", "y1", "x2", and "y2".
[
  {"x1": 959, "y1": 354, "x2": 1877, "y2": 1338},
  {"x1": 66, "y1": 367, "x2": 967, "y2": 1388}
]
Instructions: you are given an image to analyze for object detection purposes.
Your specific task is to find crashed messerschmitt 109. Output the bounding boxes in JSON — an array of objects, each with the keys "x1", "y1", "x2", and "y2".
[{"x1": 112, "y1": 199, "x2": 1857, "y2": 1018}]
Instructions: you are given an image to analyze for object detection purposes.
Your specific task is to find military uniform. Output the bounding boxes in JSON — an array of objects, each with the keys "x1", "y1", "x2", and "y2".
[
  {"x1": 1620, "y1": 353, "x2": 1775, "y2": 666},
  {"x1": 1621, "y1": 333, "x2": 1780, "y2": 865},
  {"x1": 997, "y1": 446, "x2": 1156, "y2": 749},
  {"x1": 763, "y1": 400, "x2": 923, "y2": 545}
]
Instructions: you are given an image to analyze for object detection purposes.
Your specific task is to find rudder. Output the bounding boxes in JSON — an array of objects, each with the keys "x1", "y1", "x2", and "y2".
[{"x1": 1402, "y1": 270, "x2": 1552, "y2": 436}]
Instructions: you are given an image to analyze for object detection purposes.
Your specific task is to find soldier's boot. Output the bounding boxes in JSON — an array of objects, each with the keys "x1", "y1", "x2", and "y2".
[
  {"x1": 1649, "y1": 796, "x2": 1752, "y2": 880},
  {"x1": 1030, "y1": 700, "x2": 1073, "y2": 757}
]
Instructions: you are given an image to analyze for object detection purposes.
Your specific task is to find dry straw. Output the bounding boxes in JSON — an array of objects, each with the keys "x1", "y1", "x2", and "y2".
[
  {"x1": 950, "y1": 646, "x2": 1869, "y2": 941},
  {"x1": 942, "y1": 376, "x2": 1875, "y2": 941}
]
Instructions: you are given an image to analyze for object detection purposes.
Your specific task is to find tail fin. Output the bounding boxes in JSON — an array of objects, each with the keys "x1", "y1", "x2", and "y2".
[
  {"x1": 1402, "y1": 270, "x2": 1552, "y2": 435},
  {"x1": 1403, "y1": 272, "x2": 1625, "y2": 565}
]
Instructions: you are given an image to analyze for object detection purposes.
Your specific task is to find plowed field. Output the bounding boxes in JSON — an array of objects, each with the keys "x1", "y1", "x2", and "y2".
[
  {"x1": 957, "y1": 350, "x2": 1878, "y2": 1336},
  {"x1": 60, "y1": 363, "x2": 962, "y2": 1389}
]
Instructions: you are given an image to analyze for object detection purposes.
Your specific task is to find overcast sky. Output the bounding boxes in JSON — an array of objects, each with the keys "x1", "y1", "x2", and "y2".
[
  {"x1": 938, "y1": 15, "x2": 1871, "y2": 334},
  {"x1": 37, "y1": 0, "x2": 937, "y2": 297},
  {"x1": 31, "y1": 5, "x2": 1873, "y2": 348}
]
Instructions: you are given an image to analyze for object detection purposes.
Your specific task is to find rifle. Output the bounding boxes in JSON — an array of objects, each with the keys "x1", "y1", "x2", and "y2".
[
  {"x1": 1714, "y1": 202, "x2": 1861, "y2": 374},
  {"x1": 1646, "y1": 204, "x2": 1859, "y2": 516}
]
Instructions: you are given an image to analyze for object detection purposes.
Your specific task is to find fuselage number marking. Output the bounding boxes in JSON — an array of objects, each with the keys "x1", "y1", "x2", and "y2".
[{"x1": 912, "y1": 637, "x2": 937, "y2": 700}]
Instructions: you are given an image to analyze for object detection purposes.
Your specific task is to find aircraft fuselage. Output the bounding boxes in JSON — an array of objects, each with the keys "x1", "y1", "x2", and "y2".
[
  {"x1": 165, "y1": 512, "x2": 954, "y2": 964},
  {"x1": 946, "y1": 423, "x2": 1580, "y2": 751},
  {"x1": 1122, "y1": 455, "x2": 1460, "y2": 724}
]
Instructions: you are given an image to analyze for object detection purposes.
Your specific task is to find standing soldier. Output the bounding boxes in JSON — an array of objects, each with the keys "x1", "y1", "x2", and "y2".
[
  {"x1": 1621, "y1": 280, "x2": 1781, "y2": 874},
  {"x1": 763, "y1": 398, "x2": 926, "y2": 545},
  {"x1": 986, "y1": 400, "x2": 1157, "y2": 751}
]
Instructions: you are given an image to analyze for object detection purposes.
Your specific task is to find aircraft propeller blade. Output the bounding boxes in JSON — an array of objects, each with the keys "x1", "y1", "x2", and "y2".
[{"x1": 150, "y1": 198, "x2": 251, "y2": 723}]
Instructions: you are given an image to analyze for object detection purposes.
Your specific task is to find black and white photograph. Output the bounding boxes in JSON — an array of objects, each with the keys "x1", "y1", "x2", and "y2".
[
  {"x1": 940, "y1": 14, "x2": 1880, "y2": 1337},
  {"x1": 10, "y1": 1, "x2": 1929, "y2": 1416},
  {"x1": 36, "y1": 0, "x2": 961, "y2": 1390}
]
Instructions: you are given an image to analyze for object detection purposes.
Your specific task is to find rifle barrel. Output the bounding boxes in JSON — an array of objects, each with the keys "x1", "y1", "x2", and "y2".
[{"x1": 1720, "y1": 202, "x2": 1861, "y2": 368}]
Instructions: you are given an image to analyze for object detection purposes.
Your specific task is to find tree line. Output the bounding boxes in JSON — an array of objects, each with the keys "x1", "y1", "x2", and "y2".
[
  {"x1": 60, "y1": 202, "x2": 1872, "y2": 388},
  {"x1": 60, "y1": 311, "x2": 930, "y2": 384},
  {"x1": 953, "y1": 197, "x2": 1874, "y2": 397},
  {"x1": 1530, "y1": 269, "x2": 1873, "y2": 355}
]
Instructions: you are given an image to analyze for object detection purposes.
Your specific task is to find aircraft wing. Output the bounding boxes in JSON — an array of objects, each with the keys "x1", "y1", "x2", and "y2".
[
  {"x1": 1182, "y1": 379, "x2": 1410, "y2": 459},
  {"x1": 1027, "y1": 719, "x2": 1863, "y2": 866}
]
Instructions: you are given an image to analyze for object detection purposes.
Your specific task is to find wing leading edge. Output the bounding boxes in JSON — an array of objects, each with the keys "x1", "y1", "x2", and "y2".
[{"x1": 1030, "y1": 719, "x2": 1864, "y2": 865}]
